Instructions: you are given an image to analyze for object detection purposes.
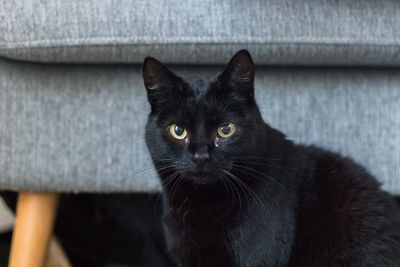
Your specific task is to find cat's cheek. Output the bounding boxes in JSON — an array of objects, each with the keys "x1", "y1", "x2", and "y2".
[
  {"x1": 183, "y1": 137, "x2": 190, "y2": 145},
  {"x1": 215, "y1": 136, "x2": 231, "y2": 147},
  {"x1": 214, "y1": 130, "x2": 241, "y2": 148},
  {"x1": 171, "y1": 136, "x2": 190, "y2": 147},
  {"x1": 160, "y1": 131, "x2": 190, "y2": 149},
  {"x1": 214, "y1": 136, "x2": 221, "y2": 147}
]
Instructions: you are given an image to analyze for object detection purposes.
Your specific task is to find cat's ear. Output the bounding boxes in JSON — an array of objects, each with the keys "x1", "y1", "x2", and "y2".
[
  {"x1": 220, "y1": 50, "x2": 255, "y2": 97},
  {"x1": 143, "y1": 57, "x2": 180, "y2": 105}
]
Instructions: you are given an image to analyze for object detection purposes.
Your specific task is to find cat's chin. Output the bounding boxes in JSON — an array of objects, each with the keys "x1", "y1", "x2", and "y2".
[{"x1": 187, "y1": 171, "x2": 218, "y2": 185}]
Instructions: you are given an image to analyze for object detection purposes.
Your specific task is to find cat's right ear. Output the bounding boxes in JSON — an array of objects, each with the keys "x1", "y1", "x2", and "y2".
[
  {"x1": 219, "y1": 50, "x2": 255, "y2": 98},
  {"x1": 143, "y1": 57, "x2": 179, "y2": 105}
]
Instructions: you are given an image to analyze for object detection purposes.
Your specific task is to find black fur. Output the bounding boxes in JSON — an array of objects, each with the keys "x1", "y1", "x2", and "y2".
[{"x1": 143, "y1": 50, "x2": 400, "y2": 266}]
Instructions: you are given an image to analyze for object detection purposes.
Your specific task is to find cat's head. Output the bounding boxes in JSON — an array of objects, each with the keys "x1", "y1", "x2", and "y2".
[{"x1": 143, "y1": 50, "x2": 267, "y2": 185}]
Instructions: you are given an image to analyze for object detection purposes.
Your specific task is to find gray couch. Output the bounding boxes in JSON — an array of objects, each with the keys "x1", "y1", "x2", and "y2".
[{"x1": 1, "y1": 0, "x2": 400, "y2": 195}]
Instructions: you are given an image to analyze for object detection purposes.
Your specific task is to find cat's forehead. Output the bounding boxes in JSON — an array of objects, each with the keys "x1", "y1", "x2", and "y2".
[
  {"x1": 186, "y1": 76, "x2": 217, "y2": 100},
  {"x1": 176, "y1": 78, "x2": 241, "y2": 124},
  {"x1": 157, "y1": 74, "x2": 246, "y2": 125}
]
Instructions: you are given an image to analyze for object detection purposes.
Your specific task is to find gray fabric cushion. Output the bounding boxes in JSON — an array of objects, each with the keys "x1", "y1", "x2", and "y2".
[
  {"x1": 1, "y1": 0, "x2": 400, "y2": 65},
  {"x1": 1, "y1": 59, "x2": 399, "y2": 193}
]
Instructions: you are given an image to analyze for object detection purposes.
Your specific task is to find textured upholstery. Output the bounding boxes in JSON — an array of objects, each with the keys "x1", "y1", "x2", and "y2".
[
  {"x1": 1, "y1": 0, "x2": 400, "y2": 65},
  {"x1": 1, "y1": 58, "x2": 399, "y2": 193}
]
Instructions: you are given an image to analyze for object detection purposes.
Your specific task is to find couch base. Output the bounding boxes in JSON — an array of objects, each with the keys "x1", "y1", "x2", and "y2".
[{"x1": 0, "y1": 58, "x2": 399, "y2": 193}]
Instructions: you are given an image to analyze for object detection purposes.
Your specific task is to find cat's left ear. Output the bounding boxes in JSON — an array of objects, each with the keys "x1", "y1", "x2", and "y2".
[
  {"x1": 143, "y1": 56, "x2": 181, "y2": 106},
  {"x1": 220, "y1": 50, "x2": 255, "y2": 97}
]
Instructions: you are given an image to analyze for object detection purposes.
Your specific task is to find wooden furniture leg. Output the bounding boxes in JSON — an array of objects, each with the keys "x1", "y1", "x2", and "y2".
[{"x1": 8, "y1": 192, "x2": 60, "y2": 267}]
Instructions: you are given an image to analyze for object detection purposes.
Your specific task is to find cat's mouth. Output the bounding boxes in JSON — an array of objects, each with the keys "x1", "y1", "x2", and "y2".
[
  {"x1": 191, "y1": 171, "x2": 213, "y2": 178},
  {"x1": 188, "y1": 171, "x2": 216, "y2": 184}
]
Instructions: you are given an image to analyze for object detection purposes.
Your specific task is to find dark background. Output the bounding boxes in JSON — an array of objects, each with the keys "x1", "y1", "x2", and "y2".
[
  {"x1": 0, "y1": 192, "x2": 174, "y2": 267},
  {"x1": 0, "y1": 192, "x2": 399, "y2": 266}
]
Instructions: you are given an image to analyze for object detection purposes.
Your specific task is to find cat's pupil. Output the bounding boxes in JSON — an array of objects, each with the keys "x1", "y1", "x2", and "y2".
[
  {"x1": 221, "y1": 124, "x2": 231, "y2": 135},
  {"x1": 174, "y1": 125, "x2": 184, "y2": 136}
]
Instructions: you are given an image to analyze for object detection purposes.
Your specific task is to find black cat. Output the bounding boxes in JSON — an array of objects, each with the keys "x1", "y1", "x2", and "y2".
[{"x1": 143, "y1": 50, "x2": 400, "y2": 267}]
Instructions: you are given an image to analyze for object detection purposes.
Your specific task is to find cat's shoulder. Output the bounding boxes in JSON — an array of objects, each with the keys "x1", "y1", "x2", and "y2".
[
  {"x1": 290, "y1": 145, "x2": 400, "y2": 266},
  {"x1": 293, "y1": 143, "x2": 399, "y2": 217},
  {"x1": 297, "y1": 144, "x2": 381, "y2": 193}
]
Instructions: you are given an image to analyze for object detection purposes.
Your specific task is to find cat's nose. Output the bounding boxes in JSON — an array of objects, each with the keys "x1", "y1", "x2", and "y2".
[{"x1": 192, "y1": 147, "x2": 210, "y2": 168}]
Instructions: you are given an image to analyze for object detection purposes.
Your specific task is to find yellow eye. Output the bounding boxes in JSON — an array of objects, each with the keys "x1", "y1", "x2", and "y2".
[
  {"x1": 169, "y1": 124, "x2": 187, "y2": 140},
  {"x1": 217, "y1": 122, "x2": 235, "y2": 138}
]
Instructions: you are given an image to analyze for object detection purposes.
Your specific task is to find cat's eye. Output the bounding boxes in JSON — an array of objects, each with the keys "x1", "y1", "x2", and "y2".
[
  {"x1": 217, "y1": 122, "x2": 235, "y2": 138},
  {"x1": 169, "y1": 124, "x2": 187, "y2": 140}
]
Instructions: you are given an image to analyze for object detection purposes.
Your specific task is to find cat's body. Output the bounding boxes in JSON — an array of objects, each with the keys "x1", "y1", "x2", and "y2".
[{"x1": 143, "y1": 50, "x2": 400, "y2": 266}]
